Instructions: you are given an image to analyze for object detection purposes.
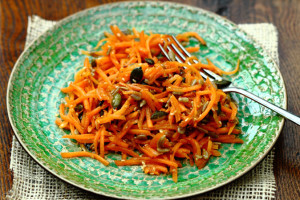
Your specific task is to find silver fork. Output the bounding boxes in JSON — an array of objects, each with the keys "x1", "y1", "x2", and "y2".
[{"x1": 159, "y1": 35, "x2": 300, "y2": 125}]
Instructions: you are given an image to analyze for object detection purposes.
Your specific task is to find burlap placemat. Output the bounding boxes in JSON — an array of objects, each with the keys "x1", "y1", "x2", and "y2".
[{"x1": 7, "y1": 15, "x2": 278, "y2": 200}]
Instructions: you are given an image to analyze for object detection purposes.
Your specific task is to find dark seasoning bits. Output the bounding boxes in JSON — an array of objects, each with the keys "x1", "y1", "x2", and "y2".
[{"x1": 130, "y1": 67, "x2": 144, "y2": 83}]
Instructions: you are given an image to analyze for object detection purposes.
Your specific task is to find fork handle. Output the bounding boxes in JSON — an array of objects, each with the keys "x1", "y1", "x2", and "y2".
[{"x1": 223, "y1": 87, "x2": 300, "y2": 125}]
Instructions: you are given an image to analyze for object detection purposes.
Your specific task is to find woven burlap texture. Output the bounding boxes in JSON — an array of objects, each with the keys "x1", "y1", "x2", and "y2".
[{"x1": 7, "y1": 15, "x2": 278, "y2": 200}]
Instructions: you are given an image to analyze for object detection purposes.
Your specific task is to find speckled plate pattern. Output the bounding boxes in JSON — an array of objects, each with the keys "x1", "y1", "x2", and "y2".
[{"x1": 7, "y1": 1, "x2": 286, "y2": 199}]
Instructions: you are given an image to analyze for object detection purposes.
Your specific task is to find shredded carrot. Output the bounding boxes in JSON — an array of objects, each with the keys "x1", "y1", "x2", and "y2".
[
  {"x1": 186, "y1": 46, "x2": 200, "y2": 53},
  {"x1": 146, "y1": 106, "x2": 153, "y2": 128},
  {"x1": 149, "y1": 132, "x2": 165, "y2": 148},
  {"x1": 138, "y1": 145, "x2": 160, "y2": 158},
  {"x1": 99, "y1": 127, "x2": 105, "y2": 157},
  {"x1": 57, "y1": 25, "x2": 242, "y2": 182},
  {"x1": 61, "y1": 152, "x2": 109, "y2": 166},
  {"x1": 115, "y1": 159, "x2": 142, "y2": 166},
  {"x1": 143, "y1": 164, "x2": 168, "y2": 175},
  {"x1": 177, "y1": 32, "x2": 206, "y2": 45},
  {"x1": 62, "y1": 134, "x2": 95, "y2": 140}
]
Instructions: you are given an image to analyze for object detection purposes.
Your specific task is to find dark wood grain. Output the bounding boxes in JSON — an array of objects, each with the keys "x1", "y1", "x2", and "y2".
[{"x1": 0, "y1": 0, "x2": 299, "y2": 199}]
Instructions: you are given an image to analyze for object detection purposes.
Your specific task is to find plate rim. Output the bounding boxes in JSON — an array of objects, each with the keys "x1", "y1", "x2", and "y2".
[{"x1": 6, "y1": 1, "x2": 286, "y2": 199}]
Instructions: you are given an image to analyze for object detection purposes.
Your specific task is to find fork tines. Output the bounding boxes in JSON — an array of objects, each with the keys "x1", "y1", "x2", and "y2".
[{"x1": 159, "y1": 35, "x2": 223, "y2": 82}]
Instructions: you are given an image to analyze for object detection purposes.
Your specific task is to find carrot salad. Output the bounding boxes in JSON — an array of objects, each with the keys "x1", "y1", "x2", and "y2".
[{"x1": 56, "y1": 25, "x2": 242, "y2": 182}]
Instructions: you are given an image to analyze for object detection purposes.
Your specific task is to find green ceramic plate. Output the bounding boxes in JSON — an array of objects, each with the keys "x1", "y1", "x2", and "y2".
[{"x1": 7, "y1": 1, "x2": 286, "y2": 199}]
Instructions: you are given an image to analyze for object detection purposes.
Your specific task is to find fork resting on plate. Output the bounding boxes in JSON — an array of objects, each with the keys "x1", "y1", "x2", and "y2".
[{"x1": 159, "y1": 36, "x2": 300, "y2": 125}]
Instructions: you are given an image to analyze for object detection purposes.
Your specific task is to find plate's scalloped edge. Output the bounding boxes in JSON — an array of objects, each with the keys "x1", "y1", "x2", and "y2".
[{"x1": 6, "y1": 1, "x2": 286, "y2": 199}]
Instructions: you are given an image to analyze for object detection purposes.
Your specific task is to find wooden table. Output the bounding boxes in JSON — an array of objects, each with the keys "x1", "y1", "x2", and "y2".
[{"x1": 0, "y1": 0, "x2": 299, "y2": 199}]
